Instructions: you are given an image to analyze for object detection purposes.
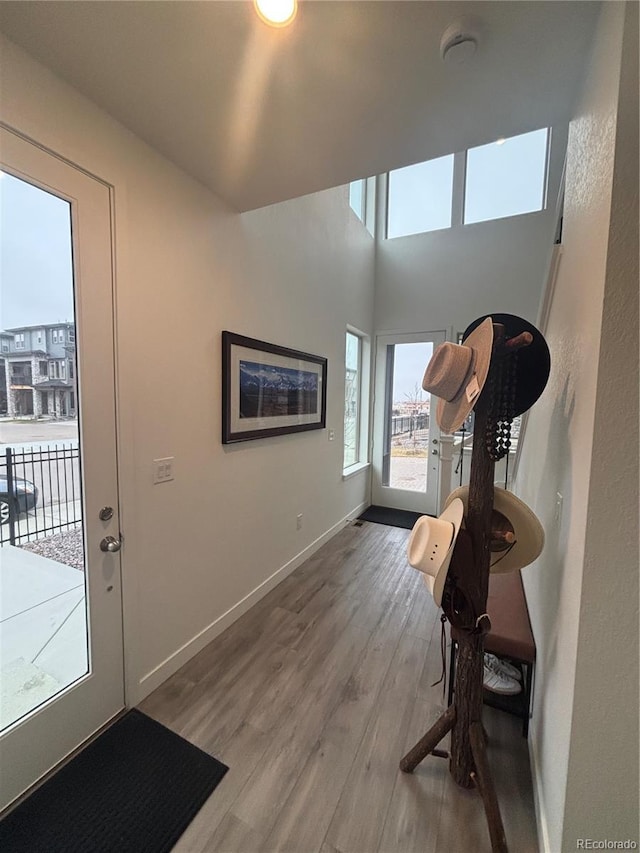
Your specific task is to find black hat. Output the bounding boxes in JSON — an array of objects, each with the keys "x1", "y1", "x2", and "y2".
[{"x1": 462, "y1": 313, "x2": 550, "y2": 417}]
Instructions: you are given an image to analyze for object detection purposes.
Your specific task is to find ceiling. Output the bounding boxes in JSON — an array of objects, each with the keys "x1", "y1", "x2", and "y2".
[{"x1": 0, "y1": 1, "x2": 600, "y2": 212}]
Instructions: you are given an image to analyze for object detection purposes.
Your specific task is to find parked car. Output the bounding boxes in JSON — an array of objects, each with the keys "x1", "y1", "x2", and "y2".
[{"x1": 0, "y1": 476, "x2": 39, "y2": 524}]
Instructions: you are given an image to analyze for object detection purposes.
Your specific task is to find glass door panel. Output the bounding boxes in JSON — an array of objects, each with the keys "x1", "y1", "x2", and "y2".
[
  {"x1": 372, "y1": 331, "x2": 445, "y2": 514},
  {"x1": 0, "y1": 127, "x2": 124, "y2": 812},
  {"x1": 0, "y1": 171, "x2": 88, "y2": 732}
]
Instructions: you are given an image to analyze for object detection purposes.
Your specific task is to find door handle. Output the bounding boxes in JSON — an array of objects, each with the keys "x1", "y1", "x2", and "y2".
[{"x1": 100, "y1": 535, "x2": 122, "y2": 553}]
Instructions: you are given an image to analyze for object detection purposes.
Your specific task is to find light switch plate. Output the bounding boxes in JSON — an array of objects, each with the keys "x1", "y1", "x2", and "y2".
[{"x1": 153, "y1": 457, "x2": 174, "y2": 484}]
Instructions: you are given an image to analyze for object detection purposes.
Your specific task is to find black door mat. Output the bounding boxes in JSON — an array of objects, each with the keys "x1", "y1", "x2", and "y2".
[
  {"x1": 0, "y1": 708, "x2": 228, "y2": 853},
  {"x1": 358, "y1": 505, "x2": 432, "y2": 529}
]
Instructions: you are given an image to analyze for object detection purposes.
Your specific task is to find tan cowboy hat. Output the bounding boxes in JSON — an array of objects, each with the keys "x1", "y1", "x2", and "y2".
[
  {"x1": 444, "y1": 486, "x2": 544, "y2": 574},
  {"x1": 422, "y1": 317, "x2": 494, "y2": 434},
  {"x1": 407, "y1": 498, "x2": 464, "y2": 606}
]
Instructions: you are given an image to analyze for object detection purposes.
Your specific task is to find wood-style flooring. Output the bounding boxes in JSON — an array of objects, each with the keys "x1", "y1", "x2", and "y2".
[{"x1": 139, "y1": 520, "x2": 538, "y2": 853}]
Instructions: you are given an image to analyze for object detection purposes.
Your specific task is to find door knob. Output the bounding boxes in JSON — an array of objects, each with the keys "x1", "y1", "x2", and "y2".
[
  {"x1": 100, "y1": 535, "x2": 121, "y2": 553},
  {"x1": 431, "y1": 449, "x2": 439, "y2": 455}
]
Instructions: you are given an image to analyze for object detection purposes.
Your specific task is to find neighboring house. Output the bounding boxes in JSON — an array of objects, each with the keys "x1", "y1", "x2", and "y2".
[
  {"x1": 1, "y1": 322, "x2": 76, "y2": 419},
  {"x1": 0, "y1": 332, "x2": 9, "y2": 414}
]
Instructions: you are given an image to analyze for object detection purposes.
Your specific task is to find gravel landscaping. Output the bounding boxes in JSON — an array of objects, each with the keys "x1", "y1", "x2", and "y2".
[{"x1": 20, "y1": 528, "x2": 85, "y2": 572}]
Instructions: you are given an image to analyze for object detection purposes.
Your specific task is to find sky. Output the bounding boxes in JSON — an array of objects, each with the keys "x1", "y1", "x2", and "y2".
[
  {"x1": 0, "y1": 170, "x2": 75, "y2": 331},
  {"x1": 392, "y1": 341, "x2": 433, "y2": 404}
]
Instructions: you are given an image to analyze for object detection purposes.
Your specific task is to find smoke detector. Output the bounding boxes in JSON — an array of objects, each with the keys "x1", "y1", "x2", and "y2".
[{"x1": 440, "y1": 22, "x2": 479, "y2": 65}]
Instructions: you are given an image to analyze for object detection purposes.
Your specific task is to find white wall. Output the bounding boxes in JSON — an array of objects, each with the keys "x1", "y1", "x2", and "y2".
[
  {"x1": 0, "y1": 36, "x2": 375, "y2": 701},
  {"x1": 561, "y1": 2, "x2": 638, "y2": 846},
  {"x1": 374, "y1": 127, "x2": 567, "y2": 337},
  {"x1": 514, "y1": 3, "x2": 638, "y2": 850}
]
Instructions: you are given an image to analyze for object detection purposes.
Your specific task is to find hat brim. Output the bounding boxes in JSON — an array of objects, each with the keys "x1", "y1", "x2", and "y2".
[
  {"x1": 462, "y1": 313, "x2": 550, "y2": 417},
  {"x1": 420, "y1": 498, "x2": 464, "y2": 606},
  {"x1": 444, "y1": 486, "x2": 544, "y2": 573},
  {"x1": 437, "y1": 317, "x2": 494, "y2": 434}
]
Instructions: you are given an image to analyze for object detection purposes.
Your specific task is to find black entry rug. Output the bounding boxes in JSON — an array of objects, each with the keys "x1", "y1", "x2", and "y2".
[
  {"x1": 0, "y1": 709, "x2": 229, "y2": 853},
  {"x1": 359, "y1": 505, "x2": 430, "y2": 529}
]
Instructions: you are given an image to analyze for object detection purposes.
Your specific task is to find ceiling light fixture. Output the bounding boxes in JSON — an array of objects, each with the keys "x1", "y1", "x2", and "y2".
[
  {"x1": 254, "y1": 0, "x2": 297, "y2": 28},
  {"x1": 440, "y1": 21, "x2": 479, "y2": 65},
  {"x1": 495, "y1": 138, "x2": 506, "y2": 146}
]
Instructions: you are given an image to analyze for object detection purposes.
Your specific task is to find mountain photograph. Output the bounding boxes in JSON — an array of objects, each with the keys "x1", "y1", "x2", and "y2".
[{"x1": 239, "y1": 360, "x2": 319, "y2": 419}]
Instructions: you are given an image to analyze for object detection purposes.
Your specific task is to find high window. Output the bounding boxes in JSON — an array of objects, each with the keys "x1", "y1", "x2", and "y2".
[
  {"x1": 464, "y1": 128, "x2": 549, "y2": 224},
  {"x1": 349, "y1": 180, "x2": 366, "y2": 222},
  {"x1": 385, "y1": 127, "x2": 550, "y2": 239},
  {"x1": 14, "y1": 333, "x2": 25, "y2": 349},
  {"x1": 387, "y1": 155, "x2": 455, "y2": 239}
]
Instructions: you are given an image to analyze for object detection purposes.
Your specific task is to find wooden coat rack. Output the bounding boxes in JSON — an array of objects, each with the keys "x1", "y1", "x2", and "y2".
[{"x1": 399, "y1": 323, "x2": 533, "y2": 853}]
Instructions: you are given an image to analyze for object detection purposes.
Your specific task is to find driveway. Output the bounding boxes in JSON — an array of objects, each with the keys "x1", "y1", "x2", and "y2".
[{"x1": 0, "y1": 419, "x2": 79, "y2": 446}]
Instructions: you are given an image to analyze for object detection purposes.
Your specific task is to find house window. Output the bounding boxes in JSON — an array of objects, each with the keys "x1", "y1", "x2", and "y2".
[
  {"x1": 36, "y1": 331, "x2": 43, "y2": 345},
  {"x1": 344, "y1": 330, "x2": 365, "y2": 470},
  {"x1": 14, "y1": 333, "x2": 25, "y2": 349},
  {"x1": 69, "y1": 361, "x2": 74, "y2": 379},
  {"x1": 387, "y1": 154, "x2": 455, "y2": 239},
  {"x1": 60, "y1": 360, "x2": 66, "y2": 379},
  {"x1": 464, "y1": 128, "x2": 550, "y2": 225},
  {"x1": 52, "y1": 328, "x2": 65, "y2": 344},
  {"x1": 39, "y1": 361, "x2": 48, "y2": 375},
  {"x1": 1, "y1": 343, "x2": 8, "y2": 353},
  {"x1": 349, "y1": 180, "x2": 366, "y2": 222},
  {"x1": 68, "y1": 328, "x2": 75, "y2": 342}
]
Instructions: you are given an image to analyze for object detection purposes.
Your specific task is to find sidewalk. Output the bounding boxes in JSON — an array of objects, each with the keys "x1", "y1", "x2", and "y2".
[{"x1": 0, "y1": 546, "x2": 88, "y2": 730}]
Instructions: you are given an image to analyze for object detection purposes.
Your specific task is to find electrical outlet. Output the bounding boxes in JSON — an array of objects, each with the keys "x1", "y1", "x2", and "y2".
[
  {"x1": 328, "y1": 429, "x2": 335, "y2": 441},
  {"x1": 153, "y1": 457, "x2": 174, "y2": 484},
  {"x1": 296, "y1": 513, "x2": 303, "y2": 530}
]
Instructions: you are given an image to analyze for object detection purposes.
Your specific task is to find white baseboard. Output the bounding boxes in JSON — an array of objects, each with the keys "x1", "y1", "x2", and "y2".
[
  {"x1": 529, "y1": 727, "x2": 552, "y2": 853},
  {"x1": 136, "y1": 500, "x2": 368, "y2": 700}
]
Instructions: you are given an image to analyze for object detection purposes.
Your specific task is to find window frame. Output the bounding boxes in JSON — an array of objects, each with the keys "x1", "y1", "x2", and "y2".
[
  {"x1": 386, "y1": 153, "x2": 456, "y2": 240},
  {"x1": 384, "y1": 126, "x2": 551, "y2": 240},
  {"x1": 462, "y1": 127, "x2": 551, "y2": 226},
  {"x1": 343, "y1": 326, "x2": 370, "y2": 476}
]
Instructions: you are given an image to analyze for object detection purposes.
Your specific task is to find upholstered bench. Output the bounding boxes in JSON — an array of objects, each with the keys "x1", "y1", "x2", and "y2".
[{"x1": 447, "y1": 570, "x2": 536, "y2": 737}]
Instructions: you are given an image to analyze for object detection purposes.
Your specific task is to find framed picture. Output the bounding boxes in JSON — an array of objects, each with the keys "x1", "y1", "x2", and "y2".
[{"x1": 222, "y1": 331, "x2": 328, "y2": 444}]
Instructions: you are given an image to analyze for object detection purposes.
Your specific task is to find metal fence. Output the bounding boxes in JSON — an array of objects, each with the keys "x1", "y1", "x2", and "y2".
[
  {"x1": 391, "y1": 413, "x2": 429, "y2": 437},
  {"x1": 0, "y1": 445, "x2": 82, "y2": 546}
]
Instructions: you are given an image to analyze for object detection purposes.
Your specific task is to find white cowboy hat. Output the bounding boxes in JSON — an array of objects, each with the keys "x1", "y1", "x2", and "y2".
[
  {"x1": 407, "y1": 498, "x2": 464, "y2": 606},
  {"x1": 444, "y1": 486, "x2": 544, "y2": 574},
  {"x1": 422, "y1": 317, "x2": 494, "y2": 434}
]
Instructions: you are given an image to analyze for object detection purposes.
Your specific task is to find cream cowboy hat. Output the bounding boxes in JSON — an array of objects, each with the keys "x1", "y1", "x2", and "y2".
[
  {"x1": 444, "y1": 486, "x2": 544, "y2": 574},
  {"x1": 421, "y1": 317, "x2": 494, "y2": 435},
  {"x1": 407, "y1": 498, "x2": 464, "y2": 606}
]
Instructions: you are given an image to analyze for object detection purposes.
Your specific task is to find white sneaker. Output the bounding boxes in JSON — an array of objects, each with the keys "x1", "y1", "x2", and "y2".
[
  {"x1": 483, "y1": 664, "x2": 522, "y2": 695},
  {"x1": 484, "y1": 653, "x2": 522, "y2": 682}
]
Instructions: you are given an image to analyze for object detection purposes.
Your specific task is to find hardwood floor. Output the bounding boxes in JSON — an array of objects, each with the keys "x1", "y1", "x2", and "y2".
[{"x1": 139, "y1": 521, "x2": 538, "y2": 853}]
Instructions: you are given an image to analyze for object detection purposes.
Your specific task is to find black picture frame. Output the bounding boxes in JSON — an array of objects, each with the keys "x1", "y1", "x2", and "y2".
[{"x1": 222, "y1": 331, "x2": 328, "y2": 444}]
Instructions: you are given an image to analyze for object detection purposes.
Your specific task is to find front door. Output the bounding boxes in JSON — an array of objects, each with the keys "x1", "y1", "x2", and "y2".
[
  {"x1": 372, "y1": 331, "x2": 446, "y2": 514},
  {"x1": 0, "y1": 127, "x2": 124, "y2": 810}
]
